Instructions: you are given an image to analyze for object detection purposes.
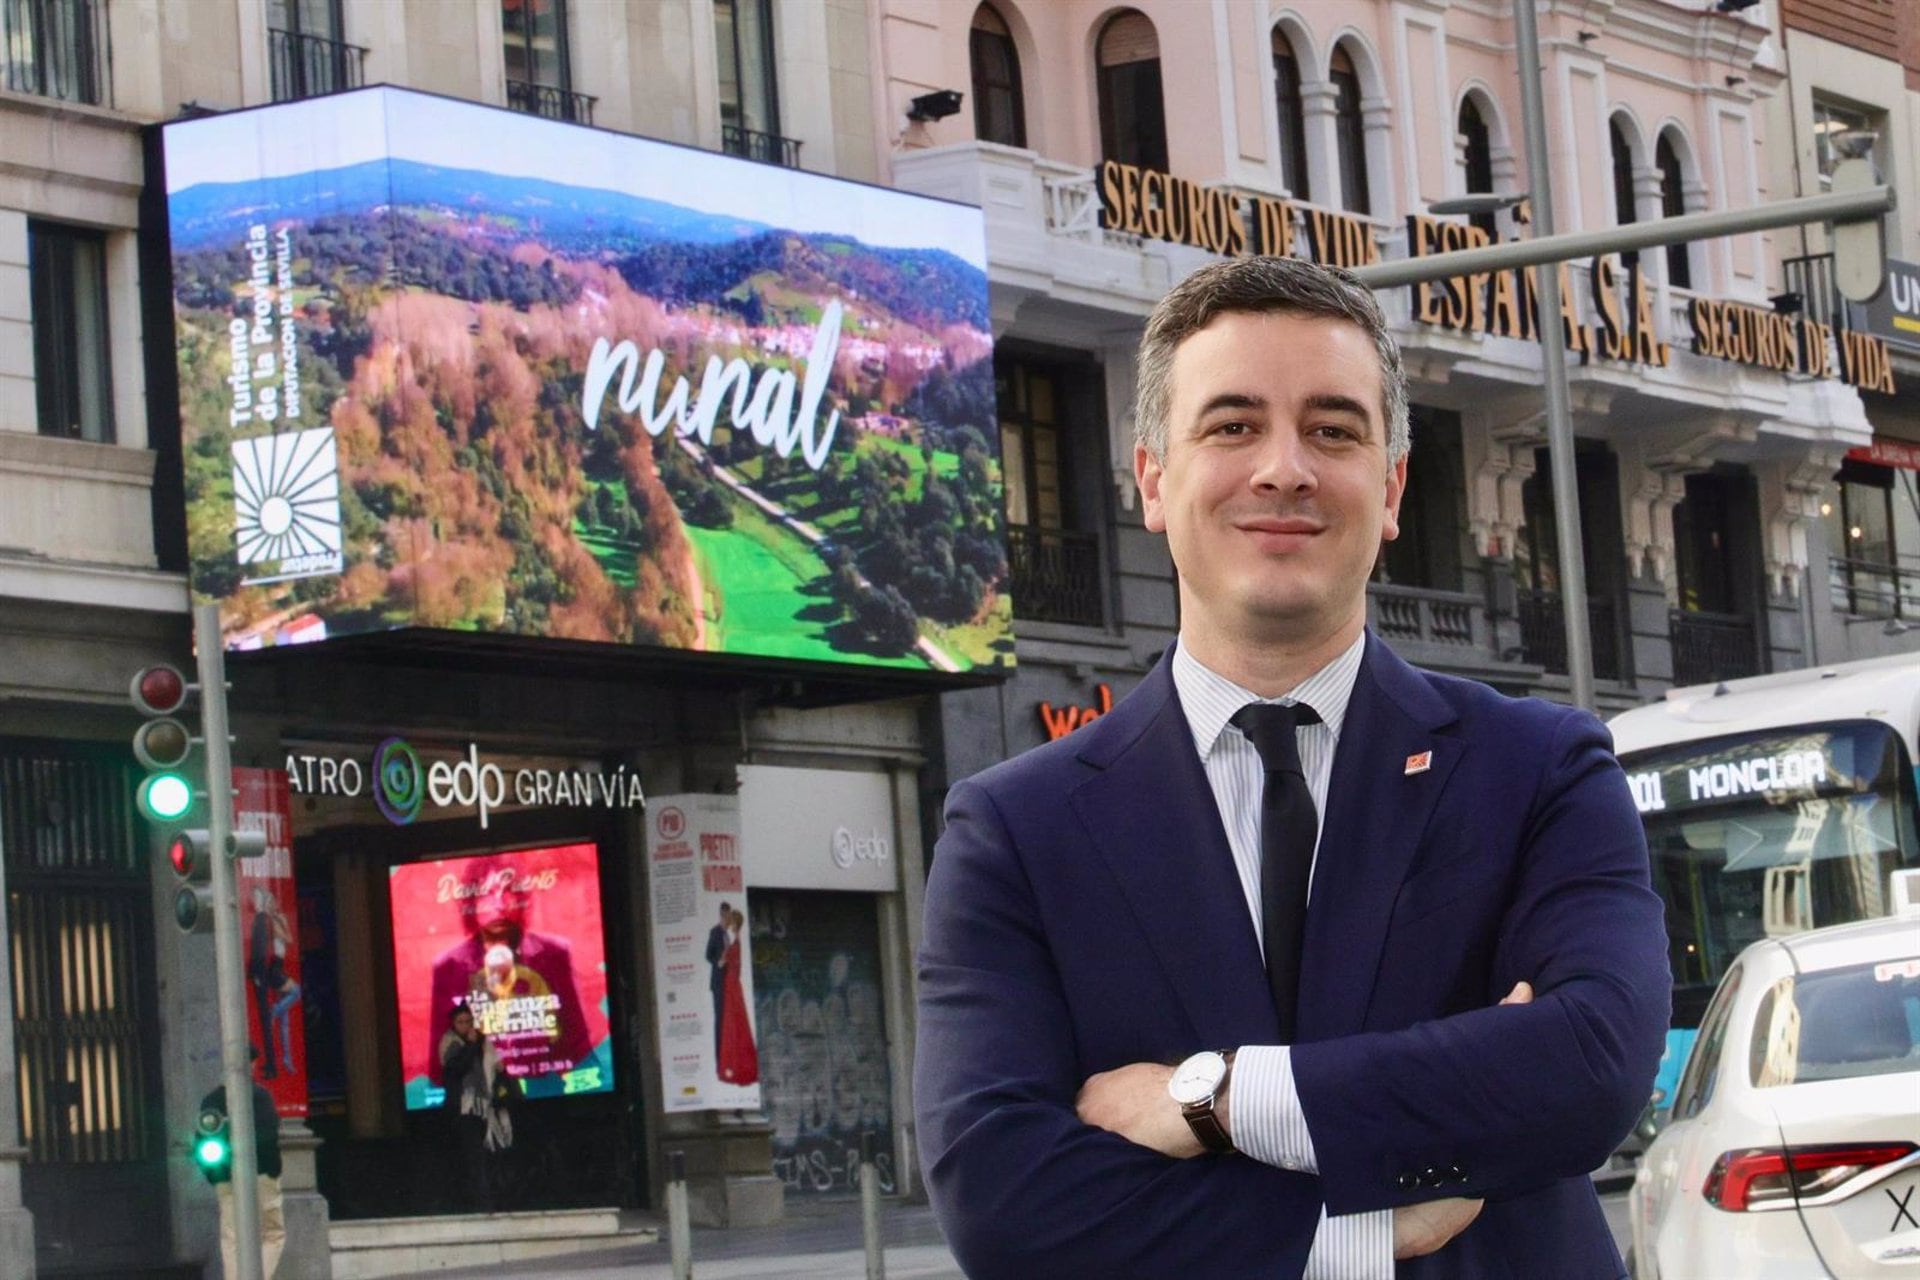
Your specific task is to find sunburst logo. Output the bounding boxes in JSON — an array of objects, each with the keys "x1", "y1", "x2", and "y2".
[{"x1": 232, "y1": 427, "x2": 343, "y2": 583}]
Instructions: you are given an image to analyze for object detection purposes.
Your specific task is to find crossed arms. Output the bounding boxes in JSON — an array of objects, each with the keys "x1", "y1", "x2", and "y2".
[{"x1": 914, "y1": 709, "x2": 1669, "y2": 1279}]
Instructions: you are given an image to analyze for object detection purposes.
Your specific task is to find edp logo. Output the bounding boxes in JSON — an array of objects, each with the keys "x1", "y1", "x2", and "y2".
[{"x1": 831, "y1": 826, "x2": 891, "y2": 870}]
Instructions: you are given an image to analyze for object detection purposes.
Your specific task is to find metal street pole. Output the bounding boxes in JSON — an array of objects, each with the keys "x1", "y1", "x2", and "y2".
[
  {"x1": 1351, "y1": 185, "x2": 1894, "y2": 289},
  {"x1": 1513, "y1": 0, "x2": 1594, "y2": 711},
  {"x1": 196, "y1": 603, "x2": 264, "y2": 1280}
]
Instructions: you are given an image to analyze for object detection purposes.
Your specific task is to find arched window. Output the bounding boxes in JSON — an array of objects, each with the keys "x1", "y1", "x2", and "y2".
[
  {"x1": 1610, "y1": 120, "x2": 1637, "y2": 227},
  {"x1": 1330, "y1": 43, "x2": 1370, "y2": 215},
  {"x1": 970, "y1": 4, "x2": 1026, "y2": 147},
  {"x1": 1097, "y1": 11, "x2": 1167, "y2": 171},
  {"x1": 1272, "y1": 27, "x2": 1309, "y2": 199},
  {"x1": 1458, "y1": 97, "x2": 1494, "y2": 237},
  {"x1": 1656, "y1": 132, "x2": 1691, "y2": 288}
]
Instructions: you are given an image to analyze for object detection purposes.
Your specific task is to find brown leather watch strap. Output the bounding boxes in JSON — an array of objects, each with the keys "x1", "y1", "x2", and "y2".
[{"x1": 1181, "y1": 1102, "x2": 1233, "y2": 1153}]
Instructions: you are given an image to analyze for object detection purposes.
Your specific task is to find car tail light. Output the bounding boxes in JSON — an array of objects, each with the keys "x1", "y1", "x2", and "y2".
[{"x1": 1703, "y1": 1143, "x2": 1917, "y2": 1212}]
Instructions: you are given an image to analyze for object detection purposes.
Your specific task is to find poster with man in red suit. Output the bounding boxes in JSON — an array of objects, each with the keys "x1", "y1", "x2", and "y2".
[{"x1": 392, "y1": 844, "x2": 613, "y2": 1109}]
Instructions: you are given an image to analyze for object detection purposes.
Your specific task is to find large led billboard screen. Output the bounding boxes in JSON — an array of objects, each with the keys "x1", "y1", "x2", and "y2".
[
  {"x1": 390, "y1": 842, "x2": 613, "y2": 1109},
  {"x1": 160, "y1": 87, "x2": 1009, "y2": 675}
]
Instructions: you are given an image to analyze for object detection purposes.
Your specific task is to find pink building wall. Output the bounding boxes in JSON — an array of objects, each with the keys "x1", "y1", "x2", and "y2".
[{"x1": 877, "y1": 0, "x2": 1779, "y2": 298}]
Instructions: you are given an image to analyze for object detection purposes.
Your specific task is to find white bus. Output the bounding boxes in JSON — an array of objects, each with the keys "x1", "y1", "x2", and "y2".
[{"x1": 1608, "y1": 652, "x2": 1920, "y2": 1107}]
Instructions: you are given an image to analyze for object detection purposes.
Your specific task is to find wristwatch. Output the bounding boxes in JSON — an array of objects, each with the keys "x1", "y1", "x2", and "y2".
[{"x1": 1167, "y1": 1050, "x2": 1234, "y2": 1153}]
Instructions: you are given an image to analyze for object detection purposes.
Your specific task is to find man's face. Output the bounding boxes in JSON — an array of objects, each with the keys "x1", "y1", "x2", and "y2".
[
  {"x1": 470, "y1": 867, "x2": 527, "y2": 946},
  {"x1": 1136, "y1": 310, "x2": 1405, "y2": 648}
]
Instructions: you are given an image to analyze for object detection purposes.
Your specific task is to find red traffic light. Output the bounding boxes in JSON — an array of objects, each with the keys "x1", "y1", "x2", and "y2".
[
  {"x1": 166, "y1": 830, "x2": 212, "y2": 880},
  {"x1": 130, "y1": 665, "x2": 188, "y2": 716}
]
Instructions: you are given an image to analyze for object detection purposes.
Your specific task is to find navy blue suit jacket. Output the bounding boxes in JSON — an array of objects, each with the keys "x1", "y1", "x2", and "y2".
[{"x1": 915, "y1": 634, "x2": 1669, "y2": 1278}]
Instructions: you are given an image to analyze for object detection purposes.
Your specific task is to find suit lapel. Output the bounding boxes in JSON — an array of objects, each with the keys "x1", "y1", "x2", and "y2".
[
  {"x1": 1296, "y1": 634, "x2": 1463, "y2": 1041},
  {"x1": 1068, "y1": 658, "x2": 1280, "y2": 1048}
]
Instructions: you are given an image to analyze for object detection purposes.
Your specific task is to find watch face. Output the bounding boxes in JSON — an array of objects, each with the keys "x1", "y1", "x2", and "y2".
[{"x1": 1167, "y1": 1051, "x2": 1227, "y2": 1106}]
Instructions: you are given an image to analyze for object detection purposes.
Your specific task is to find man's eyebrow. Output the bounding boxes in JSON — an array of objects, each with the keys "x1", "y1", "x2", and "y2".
[
  {"x1": 1301, "y1": 393, "x2": 1372, "y2": 418},
  {"x1": 1194, "y1": 392, "x2": 1267, "y2": 417}
]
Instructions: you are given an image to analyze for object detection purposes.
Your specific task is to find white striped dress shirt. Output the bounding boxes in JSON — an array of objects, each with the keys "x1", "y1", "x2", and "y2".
[{"x1": 1170, "y1": 634, "x2": 1392, "y2": 1280}]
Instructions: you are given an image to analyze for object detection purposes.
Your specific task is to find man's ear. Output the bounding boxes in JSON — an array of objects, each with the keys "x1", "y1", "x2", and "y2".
[
  {"x1": 1136, "y1": 443, "x2": 1167, "y2": 534},
  {"x1": 1381, "y1": 454, "x2": 1408, "y2": 543}
]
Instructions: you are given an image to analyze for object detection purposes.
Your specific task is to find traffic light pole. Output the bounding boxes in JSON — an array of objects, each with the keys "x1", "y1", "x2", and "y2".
[
  {"x1": 1350, "y1": 184, "x2": 1895, "y2": 290},
  {"x1": 195, "y1": 603, "x2": 264, "y2": 1280},
  {"x1": 1351, "y1": 182, "x2": 1894, "y2": 711},
  {"x1": 1510, "y1": 0, "x2": 1592, "y2": 713}
]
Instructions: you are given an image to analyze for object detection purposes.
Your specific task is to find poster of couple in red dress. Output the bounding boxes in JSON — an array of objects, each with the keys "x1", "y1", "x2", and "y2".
[{"x1": 647, "y1": 795, "x2": 762, "y2": 1112}]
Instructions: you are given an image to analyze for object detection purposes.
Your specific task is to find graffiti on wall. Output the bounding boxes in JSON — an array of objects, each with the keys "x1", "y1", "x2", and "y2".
[{"x1": 749, "y1": 891, "x2": 894, "y2": 1195}]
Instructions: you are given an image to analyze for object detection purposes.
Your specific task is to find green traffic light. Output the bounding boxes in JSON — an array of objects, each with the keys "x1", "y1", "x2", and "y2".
[
  {"x1": 139, "y1": 773, "x2": 194, "y2": 822},
  {"x1": 195, "y1": 1135, "x2": 229, "y2": 1168}
]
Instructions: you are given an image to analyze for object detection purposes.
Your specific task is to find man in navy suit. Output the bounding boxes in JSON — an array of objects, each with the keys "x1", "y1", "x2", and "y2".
[{"x1": 915, "y1": 257, "x2": 1668, "y2": 1278}]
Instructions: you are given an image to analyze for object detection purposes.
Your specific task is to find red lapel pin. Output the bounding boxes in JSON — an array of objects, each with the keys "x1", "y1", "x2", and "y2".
[{"x1": 1404, "y1": 751, "x2": 1432, "y2": 775}]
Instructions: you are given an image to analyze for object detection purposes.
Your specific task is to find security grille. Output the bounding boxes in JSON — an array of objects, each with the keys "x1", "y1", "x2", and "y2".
[{"x1": 0, "y1": 746, "x2": 156, "y2": 1164}]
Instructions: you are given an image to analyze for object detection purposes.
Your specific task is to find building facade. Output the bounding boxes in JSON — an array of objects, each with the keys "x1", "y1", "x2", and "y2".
[
  {"x1": 1, "y1": 2, "x2": 1915, "y2": 1277},
  {"x1": 872, "y1": 0, "x2": 1914, "y2": 800},
  {"x1": 1761, "y1": 0, "x2": 1920, "y2": 664},
  {"x1": 0, "y1": 3, "x2": 951, "y2": 1278}
]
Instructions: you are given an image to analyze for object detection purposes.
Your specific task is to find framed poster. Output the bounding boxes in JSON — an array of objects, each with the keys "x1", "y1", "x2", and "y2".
[{"x1": 389, "y1": 842, "x2": 614, "y2": 1109}]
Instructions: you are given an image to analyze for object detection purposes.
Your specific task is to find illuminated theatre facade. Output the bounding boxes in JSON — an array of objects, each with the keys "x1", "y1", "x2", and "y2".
[{"x1": 877, "y1": 0, "x2": 1914, "y2": 795}]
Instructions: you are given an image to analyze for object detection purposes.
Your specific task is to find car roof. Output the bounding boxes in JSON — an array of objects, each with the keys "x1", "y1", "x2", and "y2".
[{"x1": 1773, "y1": 915, "x2": 1920, "y2": 972}]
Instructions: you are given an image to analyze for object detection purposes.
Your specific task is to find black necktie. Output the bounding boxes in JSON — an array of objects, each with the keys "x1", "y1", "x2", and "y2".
[{"x1": 1229, "y1": 701, "x2": 1322, "y2": 1042}]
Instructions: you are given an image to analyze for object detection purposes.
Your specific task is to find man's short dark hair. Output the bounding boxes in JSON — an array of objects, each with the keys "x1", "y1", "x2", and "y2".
[{"x1": 1133, "y1": 256, "x2": 1410, "y2": 463}]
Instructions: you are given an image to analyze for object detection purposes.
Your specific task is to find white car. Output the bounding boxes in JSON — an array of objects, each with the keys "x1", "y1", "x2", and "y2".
[{"x1": 1632, "y1": 913, "x2": 1920, "y2": 1278}]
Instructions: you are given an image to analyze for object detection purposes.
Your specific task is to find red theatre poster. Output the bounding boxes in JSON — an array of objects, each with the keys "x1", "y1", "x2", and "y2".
[
  {"x1": 234, "y1": 767, "x2": 307, "y2": 1118},
  {"x1": 389, "y1": 843, "x2": 614, "y2": 1110}
]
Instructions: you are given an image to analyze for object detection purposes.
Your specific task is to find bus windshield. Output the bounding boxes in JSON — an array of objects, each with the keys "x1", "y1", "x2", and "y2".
[{"x1": 1619, "y1": 720, "x2": 1920, "y2": 1028}]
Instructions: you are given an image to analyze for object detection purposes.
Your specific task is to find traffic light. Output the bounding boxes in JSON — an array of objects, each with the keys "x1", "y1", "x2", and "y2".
[
  {"x1": 193, "y1": 1103, "x2": 231, "y2": 1177},
  {"x1": 131, "y1": 664, "x2": 196, "y2": 824},
  {"x1": 1831, "y1": 157, "x2": 1889, "y2": 304},
  {"x1": 168, "y1": 830, "x2": 216, "y2": 935}
]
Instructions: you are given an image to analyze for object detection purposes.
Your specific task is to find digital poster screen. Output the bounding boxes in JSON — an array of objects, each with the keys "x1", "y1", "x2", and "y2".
[
  {"x1": 159, "y1": 86, "x2": 1010, "y2": 676},
  {"x1": 389, "y1": 842, "x2": 614, "y2": 1109}
]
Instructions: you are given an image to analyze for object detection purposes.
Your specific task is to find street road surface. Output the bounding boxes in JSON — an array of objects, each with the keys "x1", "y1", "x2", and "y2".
[{"x1": 413, "y1": 1190, "x2": 1637, "y2": 1279}]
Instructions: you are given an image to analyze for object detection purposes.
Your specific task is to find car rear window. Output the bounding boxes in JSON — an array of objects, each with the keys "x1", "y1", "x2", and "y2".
[{"x1": 1749, "y1": 957, "x2": 1920, "y2": 1087}]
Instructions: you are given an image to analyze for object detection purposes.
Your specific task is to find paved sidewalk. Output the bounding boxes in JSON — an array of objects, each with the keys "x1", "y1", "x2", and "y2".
[{"x1": 410, "y1": 1199, "x2": 964, "y2": 1279}]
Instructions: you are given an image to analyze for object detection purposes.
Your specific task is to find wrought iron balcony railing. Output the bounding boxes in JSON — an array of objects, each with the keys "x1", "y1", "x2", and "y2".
[
  {"x1": 1781, "y1": 252, "x2": 1846, "y2": 332},
  {"x1": 722, "y1": 123, "x2": 802, "y2": 168},
  {"x1": 1, "y1": 0, "x2": 106, "y2": 105},
  {"x1": 1669, "y1": 608, "x2": 1762, "y2": 686},
  {"x1": 1006, "y1": 523, "x2": 1103, "y2": 628},
  {"x1": 1829, "y1": 555, "x2": 1920, "y2": 620},
  {"x1": 507, "y1": 78, "x2": 595, "y2": 125},
  {"x1": 1517, "y1": 588, "x2": 1624, "y2": 681},
  {"x1": 269, "y1": 28, "x2": 367, "y2": 102}
]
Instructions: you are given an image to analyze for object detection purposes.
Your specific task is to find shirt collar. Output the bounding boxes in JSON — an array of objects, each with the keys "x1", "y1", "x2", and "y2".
[{"x1": 1171, "y1": 630, "x2": 1367, "y2": 760}]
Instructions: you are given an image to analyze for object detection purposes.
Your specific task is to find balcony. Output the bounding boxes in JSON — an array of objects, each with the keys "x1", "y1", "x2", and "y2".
[
  {"x1": 1517, "y1": 589, "x2": 1625, "y2": 682},
  {"x1": 1781, "y1": 252, "x2": 1848, "y2": 331},
  {"x1": 0, "y1": 0, "x2": 107, "y2": 106},
  {"x1": 1669, "y1": 608, "x2": 1762, "y2": 686},
  {"x1": 269, "y1": 28, "x2": 367, "y2": 103},
  {"x1": 1006, "y1": 524, "x2": 1103, "y2": 628},
  {"x1": 1368, "y1": 583, "x2": 1481, "y2": 651},
  {"x1": 506, "y1": 78, "x2": 595, "y2": 125},
  {"x1": 1829, "y1": 555, "x2": 1920, "y2": 620},
  {"x1": 722, "y1": 123, "x2": 802, "y2": 168}
]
